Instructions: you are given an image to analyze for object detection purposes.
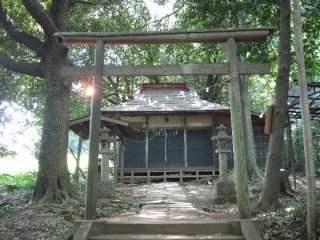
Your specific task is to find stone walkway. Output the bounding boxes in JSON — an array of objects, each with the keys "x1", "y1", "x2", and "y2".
[{"x1": 137, "y1": 182, "x2": 199, "y2": 220}]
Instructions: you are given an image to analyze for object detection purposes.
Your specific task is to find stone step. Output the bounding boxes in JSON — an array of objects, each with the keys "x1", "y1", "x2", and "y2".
[
  {"x1": 87, "y1": 220, "x2": 242, "y2": 236},
  {"x1": 90, "y1": 233, "x2": 245, "y2": 240},
  {"x1": 74, "y1": 219, "x2": 263, "y2": 240}
]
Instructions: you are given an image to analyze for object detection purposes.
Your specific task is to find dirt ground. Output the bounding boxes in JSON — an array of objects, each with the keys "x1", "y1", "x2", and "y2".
[{"x1": 0, "y1": 179, "x2": 318, "y2": 240}]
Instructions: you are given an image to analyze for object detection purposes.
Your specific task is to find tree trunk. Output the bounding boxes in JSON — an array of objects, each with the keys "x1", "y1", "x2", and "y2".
[
  {"x1": 279, "y1": 170, "x2": 295, "y2": 197},
  {"x1": 33, "y1": 38, "x2": 76, "y2": 203},
  {"x1": 256, "y1": 0, "x2": 291, "y2": 211},
  {"x1": 293, "y1": 0, "x2": 318, "y2": 238},
  {"x1": 0, "y1": 1, "x2": 79, "y2": 203},
  {"x1": 240, "y1": 75, "x2": 263, "y2": 181}
]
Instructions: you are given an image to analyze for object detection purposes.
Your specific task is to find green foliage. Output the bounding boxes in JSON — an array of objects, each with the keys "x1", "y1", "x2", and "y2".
[
  {"x1": 301, "y1": 0, "x2": 320, "y2": 80},
  {"x1": 0, "y1": 201, "x2": 14, "y2": 211},
  {"x1": 1, "y1": 0, "x2": 155, "y2": 126},
  {"x1": 168, "y1": 1, "x2": 281, "y2": 107},
  {"x1": 0, "y1": 145, "x2": 16, "y2": 158},
  {"x1": 70, "y1": 0, "x2": 150, "y2": 32},
  {"x1": 287, "y1": 120, "x2": 320, "y2": 172},
  {"x1": 153, "y1": 0, "x2": 170, "y2": 5},
  {"x1": 285, "y1": 191, "x2": 320, "y2": 237},
  {"x1": 171, "y1": 0, "x2": 319, "y2": 110},
  {"x1": 0, "y1": 172, "x2": 37, "y2": 191},
  {"x1": 0, "y1": 1, "x2": 46, "y2": 120},
  {"x1": 1, "y1": 0, "x2": 319, "y2": 120},
  {"x1": 0, "y1": 101, "x2": 38, "y2": 158},
  {"x1": 67, "y1": 0, "x2": 157, "y2": 117},
  {"x1": 0, "y1": 102, "x2": 17, "y2": 158}
]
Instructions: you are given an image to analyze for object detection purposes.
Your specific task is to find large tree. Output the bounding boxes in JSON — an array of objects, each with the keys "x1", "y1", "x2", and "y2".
[
  {"x1": 0, "y1": 0, "x2": 76, "y2": 203},
  {"x1": 0, "y1": 0, "x2": 152, "y2": 203},
  {"x1": 256, "y1": 0, "x2": 291, "y2": 211}
]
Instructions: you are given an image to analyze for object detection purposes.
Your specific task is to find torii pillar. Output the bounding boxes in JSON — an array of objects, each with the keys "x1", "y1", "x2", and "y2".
[
  {"x1": 226, "y1": 38, "x2": 250, "y2": 218},
  {"x1": 85, "y1": 40, "x2": 104, "y2": 220}
]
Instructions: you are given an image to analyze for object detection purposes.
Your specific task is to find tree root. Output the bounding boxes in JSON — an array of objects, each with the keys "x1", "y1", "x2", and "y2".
[
  {"x1": 33, "y1": 176, "x2": 78, "y2": 204},
  {"x1": 279, "y1": 170, "x2": 298, "y2": 201},
  {"x1": 254, "y1": 198, "x2": 280, "y2": 212},
  {"x1": 37, "y1": 187, "x2": 77, "y2": 204}
]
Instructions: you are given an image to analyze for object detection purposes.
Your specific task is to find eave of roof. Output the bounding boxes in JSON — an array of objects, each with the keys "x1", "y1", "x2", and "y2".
[
  {"x1": 69, "y1": 115, "x2": 136, "y2": 139},
  {"x1": 103, "y1": 83, "x2": 230, "y2": 114}
]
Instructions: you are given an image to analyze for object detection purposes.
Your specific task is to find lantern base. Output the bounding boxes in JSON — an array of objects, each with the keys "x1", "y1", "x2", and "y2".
[
  {"x1": 97, "y1": 180, "x2": 115, "y2": 198},
  {"x1": 213, "y1": 181, "x2": 237, "y2": 204}
]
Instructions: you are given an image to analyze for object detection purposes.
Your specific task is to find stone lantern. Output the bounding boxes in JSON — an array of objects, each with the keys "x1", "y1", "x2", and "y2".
[
  {"x1": 212, "y1": 124, "x2": 232, "y2": 181},
  {"x1": 99, "y1": 127, "x2": 114, "y2": 181},
  {"x1": 97, "y1": 127, "x2": 115, "y2": 198},
  {"x1": 212, "y1": 124, "x2": 236, "y2": 204}
]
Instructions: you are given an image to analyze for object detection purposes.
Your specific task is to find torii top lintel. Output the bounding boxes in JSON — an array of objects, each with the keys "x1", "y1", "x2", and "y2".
[{"x1": 55, "y1": 27, "x2": 275, "y2": 45}]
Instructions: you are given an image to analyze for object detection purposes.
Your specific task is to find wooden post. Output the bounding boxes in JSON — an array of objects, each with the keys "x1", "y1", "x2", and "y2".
[
  {"x1": 85, "y1": 40, "x2": 104, "y2": 220},
  {"x1": 164, "y1": 170, "x2": 167, "y2": 182},
  {"x1": 131, "y1": 170, "x2": 134, "y2": 184},
  {"x1": 212, "y1": 115, "x2": 217, "y2": 168},
  {"x1": 120, "y1": 144, "x2": 124, "y2": 184},
  {"x1": 145, "y1": 116, "x2": 149, "y2": 168},
  {"x1": 293, "y1": 1, "x2": 317, "y2": 238},
  {"x1": 264, "y1": 105, "x2": 274, "y2": 134},
  {"x1": 184, "y1": 116, "x2": 188, "y2": 167},
  {"x1": 114, "y1": 141, "x2": 118, "y2": 183},
  {"x1": 226, "y1": 38, "x2": 250, "y2": 219}
]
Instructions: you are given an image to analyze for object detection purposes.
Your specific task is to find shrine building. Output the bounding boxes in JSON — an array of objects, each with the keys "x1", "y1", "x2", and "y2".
[{"x1": 89, "y1": 82, "x2": 268, "y2": 183}]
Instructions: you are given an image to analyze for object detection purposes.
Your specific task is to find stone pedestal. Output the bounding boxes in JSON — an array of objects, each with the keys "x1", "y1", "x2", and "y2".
[
  {"x1": 213, "y1": 181, "x2": 237, "y2": 204},
  {"x1": 97, "y1": 181, "x2": 115, "y2": 199}
]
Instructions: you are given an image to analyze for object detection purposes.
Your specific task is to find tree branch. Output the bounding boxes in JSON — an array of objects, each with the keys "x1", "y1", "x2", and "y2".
[
  {"x1": 0, "y1": 53, "x2": 44, "y2": 78},
  {"x1": 105, "y1": 97, "x2": 118, "y2": 105},
  {"x1": 0, "y1": 3, "x2": 45, "y2": 56},
  {"x1": 146, "y1": 3, "x2": 186, "y2": 28},
  {"x1": 68, "y1": 145, "x2": 86, "y2": 179},
  {"x1": 70, "y1": 0, "x2": 103, "y2": 5},
  {"x1": 22, "y1": 0, "x2": 58, "y2": 35}
]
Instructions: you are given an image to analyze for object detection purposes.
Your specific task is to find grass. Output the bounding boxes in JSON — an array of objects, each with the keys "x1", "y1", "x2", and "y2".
[
  {"x1": 0, "y1": 172, "x2": 37, "y2": 212},
  {"x1": 0, "y1": 172, "x2": 37, "y2": 192}
]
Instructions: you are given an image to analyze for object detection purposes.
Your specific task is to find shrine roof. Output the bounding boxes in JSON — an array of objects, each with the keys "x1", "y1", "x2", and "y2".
[
  {"x1": 288, "y1": 81, "x2": 320, "y2": 120},
  {"x1": 102, "y1": 82, "x2": 230, "y2": 115},
  {"x1": 69, "y1": 115, "x2": 136, "y2": 139}
]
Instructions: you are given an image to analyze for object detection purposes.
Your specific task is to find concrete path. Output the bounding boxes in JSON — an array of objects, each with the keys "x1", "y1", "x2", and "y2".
[{"x1": 137, "y1": 182, "x2": 199, "y2": 220}]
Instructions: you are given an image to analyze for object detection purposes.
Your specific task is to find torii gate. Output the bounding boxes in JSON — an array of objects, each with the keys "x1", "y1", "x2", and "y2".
[{"x1": 57, "y1": 28, "x2": 274, "y2": 220}]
